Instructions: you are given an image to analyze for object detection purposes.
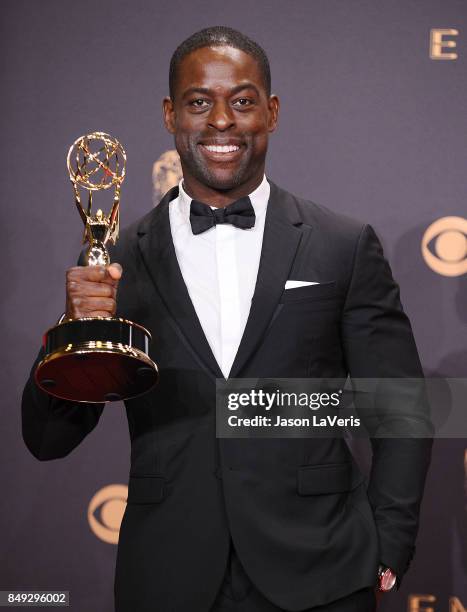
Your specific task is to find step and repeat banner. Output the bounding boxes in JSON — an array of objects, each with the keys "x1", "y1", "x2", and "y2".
[{"x1": 1, "y1": 0, "x2": 466, "y2": 610}]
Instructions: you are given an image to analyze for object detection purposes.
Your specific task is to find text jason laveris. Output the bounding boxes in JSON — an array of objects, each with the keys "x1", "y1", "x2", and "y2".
[{"x1": 227, "y1": 415, "x2": 361, "y2": 428}]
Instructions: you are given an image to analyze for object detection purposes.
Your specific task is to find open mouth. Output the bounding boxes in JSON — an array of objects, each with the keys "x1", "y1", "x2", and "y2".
[
  {"x1": 198, "y1": 142, "x2": 243, "y2": 161},
  {"x1": 202, "y1": 144, "x2": 240, "y2": 153}
]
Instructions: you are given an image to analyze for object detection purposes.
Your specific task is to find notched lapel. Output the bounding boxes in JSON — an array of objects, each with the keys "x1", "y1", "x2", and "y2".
[
  {"x1": 229, "y1": 181, "x2": 307, "y2": 378},
  {"x1": 137, "y1": 187, "x2": 224, "y2": 379}
]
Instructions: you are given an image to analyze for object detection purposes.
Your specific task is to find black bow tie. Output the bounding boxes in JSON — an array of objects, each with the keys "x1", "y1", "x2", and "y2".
[{"x1": 189, "y1": 196, "x2": 255, "y2": 235}]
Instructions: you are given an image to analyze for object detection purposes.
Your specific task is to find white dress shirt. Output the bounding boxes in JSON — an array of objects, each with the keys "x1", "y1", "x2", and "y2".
[{"x1": 169, "y1": 175, "x2": 270, "y2": 378}]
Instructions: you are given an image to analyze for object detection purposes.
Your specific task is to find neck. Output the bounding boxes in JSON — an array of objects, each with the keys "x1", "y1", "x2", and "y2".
[{"x1": 182, "y1": 173, "x2": 264, "y2": 208}]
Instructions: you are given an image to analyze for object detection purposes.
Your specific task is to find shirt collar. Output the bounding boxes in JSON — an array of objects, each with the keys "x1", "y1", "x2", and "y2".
[{"x1": 177, "y1": 174, "x2": 270, "y2": 222}]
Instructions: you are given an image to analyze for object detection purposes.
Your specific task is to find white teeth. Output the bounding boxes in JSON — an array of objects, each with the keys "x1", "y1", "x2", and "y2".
[{"x1": 204, "y1": 145, "x2": 240, "y2": 153}]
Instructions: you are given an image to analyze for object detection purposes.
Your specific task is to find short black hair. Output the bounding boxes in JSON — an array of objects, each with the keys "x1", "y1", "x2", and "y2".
[{"x1": 169, "y1": 26, "x2": 271, "y2": 99}]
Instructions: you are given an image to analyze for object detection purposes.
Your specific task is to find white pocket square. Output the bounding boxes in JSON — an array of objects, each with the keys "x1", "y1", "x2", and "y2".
[{"x1": 284, "y1": 280, "x2": 320, "y2": 289}]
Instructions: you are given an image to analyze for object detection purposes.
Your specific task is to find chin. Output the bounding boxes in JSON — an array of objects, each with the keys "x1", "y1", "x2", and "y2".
[
  {"x1": 207, "y1": 176, "x2": 242, "y2": 191},
  {"x1": 198, "y1": 169, "x2": 245, "y2": 191}
]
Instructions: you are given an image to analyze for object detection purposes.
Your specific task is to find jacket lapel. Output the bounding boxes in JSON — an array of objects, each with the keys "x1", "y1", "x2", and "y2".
[
  {"x1": 228, "y1": 181, "x2": 305, "y2": 378},
  {"x1": 137, "y1": 181, "x2": 306, "y2": 381},
  {"x1": 137, "y1": 187, "x2": 224, "y2": 379}
]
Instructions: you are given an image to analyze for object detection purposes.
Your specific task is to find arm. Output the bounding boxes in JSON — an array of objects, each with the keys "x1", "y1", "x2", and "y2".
[
  {"x1": 22, "y1": 349, "x2": 105, "y2": 461},
  {"x1": 21, "y1": 262, "x2": 122, "y2": 461},
  {"x1": 341, "y1": 224, "x2": 433, "y2": 585}
]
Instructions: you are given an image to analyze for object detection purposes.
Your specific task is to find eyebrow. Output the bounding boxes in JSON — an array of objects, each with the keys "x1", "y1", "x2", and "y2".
[{"x1": 182, "y1": 83, "x2": 261, "y2": 99}]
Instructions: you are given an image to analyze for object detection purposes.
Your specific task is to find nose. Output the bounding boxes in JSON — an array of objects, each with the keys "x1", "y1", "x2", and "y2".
[{"x1": 208, "y1": 100, "x2": 235, "y2": 131}]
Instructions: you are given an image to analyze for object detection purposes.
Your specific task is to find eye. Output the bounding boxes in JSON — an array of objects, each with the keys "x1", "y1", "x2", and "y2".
[
  {"x1": 190, "y1": 99, "x2": 209, "y2": 108},
  {"x1": 233, "y1": 98, "x2": 253, "y2": 107}
]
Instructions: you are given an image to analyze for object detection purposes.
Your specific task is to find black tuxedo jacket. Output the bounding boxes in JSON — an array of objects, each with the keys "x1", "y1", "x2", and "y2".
[{"x1": 22, "y1": 181, "x2": 432, "y2": 612}]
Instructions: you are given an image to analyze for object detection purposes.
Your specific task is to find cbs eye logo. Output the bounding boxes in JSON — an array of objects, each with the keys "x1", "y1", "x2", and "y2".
[
  {"x1": 87, "y1": 484, "x2": 127, "y2": 544},
  {"x1": 421, "y1": 216, "x2": 467, "y2": 277}
]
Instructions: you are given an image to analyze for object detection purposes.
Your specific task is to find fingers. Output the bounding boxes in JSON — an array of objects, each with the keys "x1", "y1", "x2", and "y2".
[
  {"x1": 65, "y1": 263, "x2": 123, "y2": 320},
  {"x1": 67, "y1": 265, "x2": 120, "y2": 285},
  {"x1": 68, "y1": 296, "x2": 117, "y2": 316},
  {"x1": 68, "y1": 280, "x2": 116, "y2": 299},
  {"x1": 108, "y1": 262, "x2": 123, "y2": 280}
]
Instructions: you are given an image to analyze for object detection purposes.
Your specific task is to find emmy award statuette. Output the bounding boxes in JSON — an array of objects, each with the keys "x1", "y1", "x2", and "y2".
[{"x1": 35, "y1": 132, "x2": 159, "y2": 403}]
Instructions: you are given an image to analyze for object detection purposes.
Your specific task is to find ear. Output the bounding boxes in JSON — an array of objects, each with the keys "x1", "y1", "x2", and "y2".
[
  {"x1": 267, "y1": 95, "x2": 280, "y2": 133},
  {"x1": 163, "y1": 97, "x2": 176, "y2": 134}
]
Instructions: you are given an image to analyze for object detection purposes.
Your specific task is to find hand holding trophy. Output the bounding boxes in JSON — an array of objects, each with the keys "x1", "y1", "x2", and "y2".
[{"x1": 35, "y1": 132, "x2": 158, "y2": 403}]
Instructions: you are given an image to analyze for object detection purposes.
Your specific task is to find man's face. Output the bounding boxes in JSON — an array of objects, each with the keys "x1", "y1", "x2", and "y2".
[{"x1": 163, "y1": 45, "x2": 279, "y2": 196}]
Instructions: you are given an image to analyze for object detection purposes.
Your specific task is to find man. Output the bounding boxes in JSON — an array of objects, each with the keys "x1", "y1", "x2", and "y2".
[{"x1": 22, "y1": 26, "x2": 432, "y2": 612}]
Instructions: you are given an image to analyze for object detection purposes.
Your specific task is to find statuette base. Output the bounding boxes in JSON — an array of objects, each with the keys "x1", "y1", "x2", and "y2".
[{"x1": 35, "y1": 318, "x2": 158, "y2": 403}]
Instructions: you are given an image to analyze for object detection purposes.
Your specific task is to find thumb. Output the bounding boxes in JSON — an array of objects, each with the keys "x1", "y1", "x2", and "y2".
[{"x1": 108, "y1": 262, "x2": 123, "y2": 280}]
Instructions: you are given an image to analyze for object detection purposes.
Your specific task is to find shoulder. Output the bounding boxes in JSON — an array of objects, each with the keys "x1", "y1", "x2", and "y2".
[{"x1": 269, "y1": 180, "x2": 369, "y2": 246}]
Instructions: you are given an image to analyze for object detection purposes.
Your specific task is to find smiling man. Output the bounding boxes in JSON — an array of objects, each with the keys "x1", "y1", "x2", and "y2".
[
  {"x1": 22, "y1": 26, "x2": 432, "y2": 612},
  {"x1": 163, "y1": 41, "x2": 278, "y2": 203}
]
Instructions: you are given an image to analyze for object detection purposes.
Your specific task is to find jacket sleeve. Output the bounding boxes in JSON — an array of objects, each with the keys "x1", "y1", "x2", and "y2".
[
  {"x1": 22, "y1": 248, "x2": 106, "y2": 461},
  {"x1": 341, "y1": 223, "x2": 433, "y2": 585},
  {"x1": 21, "y1": 347, "x2": 105, "y2": 461}
]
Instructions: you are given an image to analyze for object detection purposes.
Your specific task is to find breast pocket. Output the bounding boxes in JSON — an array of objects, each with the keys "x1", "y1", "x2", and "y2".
[
  {"x1": 280, "y1": 281, "x2": 339, "y2": 304},
  {"x1": 278, "y1": 280, "x2": 341, "y2": 332}
]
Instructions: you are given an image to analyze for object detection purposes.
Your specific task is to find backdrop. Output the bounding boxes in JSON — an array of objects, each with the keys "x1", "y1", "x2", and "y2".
[{"x1": 1, "y1": 1, "x2": 466, "y2": 610}]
